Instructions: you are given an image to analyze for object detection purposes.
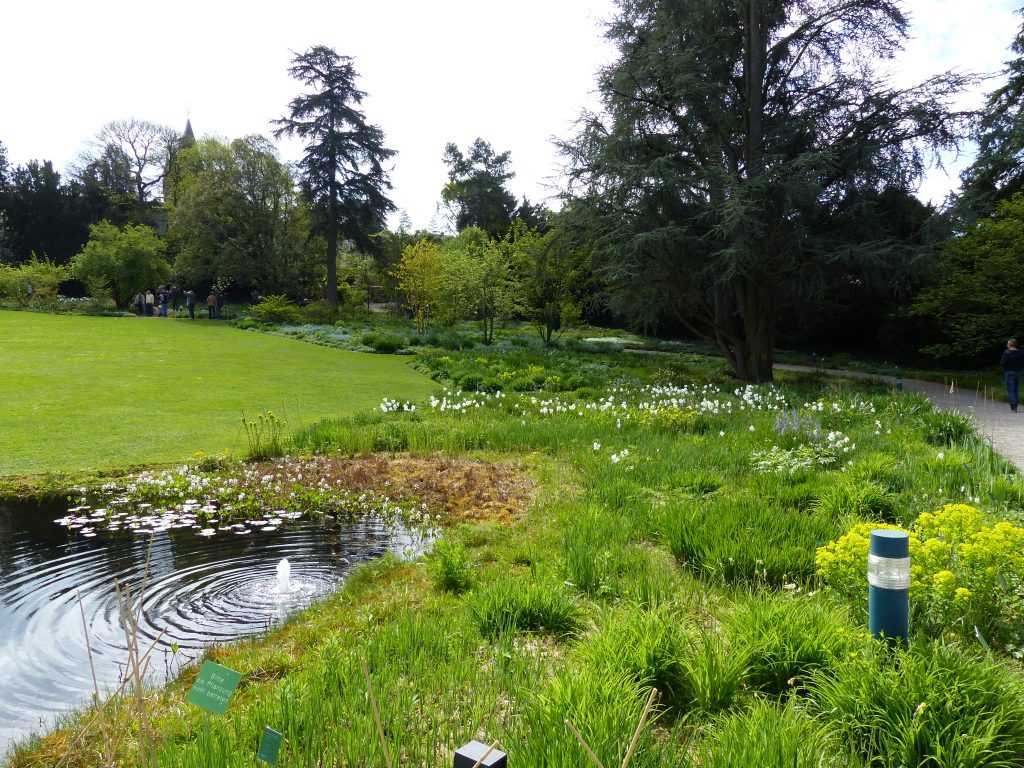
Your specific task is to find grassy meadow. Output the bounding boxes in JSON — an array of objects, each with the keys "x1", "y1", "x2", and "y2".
[
  {"x1": 0, "y1": 311, "x2": 436, "y2": 476},
  {"x1": 11, "y1": 331, "x2": 1024, "y2": 768}
]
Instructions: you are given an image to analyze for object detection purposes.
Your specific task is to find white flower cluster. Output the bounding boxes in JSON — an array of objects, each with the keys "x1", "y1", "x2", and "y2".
[{"x1": 380, "y1": 398, "x2": 416, "y2": 413}]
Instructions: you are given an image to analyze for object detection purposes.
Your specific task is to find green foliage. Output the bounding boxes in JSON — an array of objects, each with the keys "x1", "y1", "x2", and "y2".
[
  {"x1": 249, "y1": 295, "x2": 303, "y2": 324},
  {"x1": 726, "y1": 594, "x2": 860, "y2": 695},
  {"x1": 429, "y1": 538, "x2": 473, "y2": 594},
  {"x1": 441, "y1": 138, "x2": 516, "y2": 239},
  {"x1": 360, "y1": 331, "x2": 406, "y2": 353},
  {"x1": 695, "y1": 701, "x2": 850, "y2": 768},
  {"x1": 912, "y1": 194, "x2": 1024, "y2": 361},
  {"x1": 0, "y1": 256, "x2": 68, "y2": 304},
  {"x1": 811, "y1": 641, "x2": 1024, "y2": 768},
  {"x1": 70, "y1": 221, "x2": 168, "y2": 308},
  {"x1": 242, "y1": 410, "x2": 288, "y2": 460},
  {"x1": 169, "y1": 136, "x2": 321, "y2": 300},
  {"x1": 812, "y1": 478, "x2": 898, "y2": 522},
  {"x1": 816, "y1": 505, "x2": 1024, "y2": 646},
  {"x1": 274, "y1": 46, "x2": 395, "y2": 306},
  {"x1": 395, "y1": 239, "x2": 443, "y2": 333},
  {"x1": 920, "y1": 409, "x2": 975, "y2": 446},
  {"x1": 470, "y1": 576, "x2": 581, "y2": 639},
  {"x1": 515, "y1": 667, "x2": 657, "y2": 768},
  {"x1": 663, "y1": 496, "x2": 840, "y2": 585}
]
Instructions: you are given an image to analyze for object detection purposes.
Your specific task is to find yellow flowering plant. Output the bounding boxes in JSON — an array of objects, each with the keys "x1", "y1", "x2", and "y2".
[{"x1": 816, "y1": 504, "x2": 1024, "y2": 647}]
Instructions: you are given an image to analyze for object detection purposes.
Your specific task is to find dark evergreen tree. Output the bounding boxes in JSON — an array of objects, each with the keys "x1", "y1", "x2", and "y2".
[
  {"x1": 961, "y1": 10, "x2": 1024, "y2": 217},
  {"x1": 442, "y1": 138, "x2": 517, "y2": 238},
  {"x1": 274, "y1": 46, "x2": 396, "y2": 306},
  {"x1": 562, "y1": 0, "x2": 973, "y2": 381},
  {"x1": 0, "y1": 160, "x2": 109, "y2": 264},
  {"x1": 513, "y1": 197, "x2": 552, "y2": 233}
]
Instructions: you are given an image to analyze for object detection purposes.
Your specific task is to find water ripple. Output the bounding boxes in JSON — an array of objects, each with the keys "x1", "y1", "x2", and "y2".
[{"x1": 0, "y1": 499, "x2": 404, "y2": 757}]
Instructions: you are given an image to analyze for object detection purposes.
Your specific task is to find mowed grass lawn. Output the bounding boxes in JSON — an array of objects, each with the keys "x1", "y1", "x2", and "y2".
[{"x1": 0, "y1": 311, "x2": 436, "y2": 476}]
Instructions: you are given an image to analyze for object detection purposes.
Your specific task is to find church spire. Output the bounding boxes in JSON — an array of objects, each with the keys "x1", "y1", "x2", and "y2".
[{"x1": 181, "y1": 118, "x2": 195, "y2": 148}]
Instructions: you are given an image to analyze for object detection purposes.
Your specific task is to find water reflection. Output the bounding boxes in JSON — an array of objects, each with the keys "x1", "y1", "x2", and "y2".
[{"x1": 0, "y1": 498, "x2": 411, "y2": 756}]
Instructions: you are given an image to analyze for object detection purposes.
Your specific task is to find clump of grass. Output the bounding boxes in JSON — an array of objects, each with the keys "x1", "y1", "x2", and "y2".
[
  {"x1": 562, "y1": 509, "x2": 631, "y2": 596},
  {"x1": 695, "y1": 700, "x2": 848, "y2": 768},
  {"x1": 812, "y1": 477, "x2": 898, "y2": 522},
  {"x1": 242, "y1": 410, "x2": 288, "y2": 460},
  {"x1": 470, "y1": 577, "x2": 582, "y2": 639},
  {"x1": 726, "y1": 593, "x2": 860, "y2": 695},
  {"x1": 921, "y1": 409, "x2": 975, "y2": 446},
  {"x1": 429, "y1": 538, "x2": 474, "y2": 594},
  {"x1": 576, "y1": 608, "x2": 691, "y2": 703},
  {"x1": 663, "y1": 496, "x2": 839, "y2": 584},
  {"x1": 811, "y1": 641, "x2": 1024, "y2": 767},
  {"x1": 514, "y1": 667, "x2": 656, "y2": 768},
  {"x1": 679, "y1": 632, "x2": 747, "y2": 714}
]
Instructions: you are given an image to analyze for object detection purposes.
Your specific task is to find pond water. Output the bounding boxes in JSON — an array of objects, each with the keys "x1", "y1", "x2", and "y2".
[{"x1": 0, "y1": 498, "x2": 414, "y2": 757}]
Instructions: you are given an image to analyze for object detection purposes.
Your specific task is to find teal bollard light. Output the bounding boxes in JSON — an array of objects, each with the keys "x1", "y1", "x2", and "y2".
[{"x1": 868, "y1": 529, "x2": 910, "y2": 643}]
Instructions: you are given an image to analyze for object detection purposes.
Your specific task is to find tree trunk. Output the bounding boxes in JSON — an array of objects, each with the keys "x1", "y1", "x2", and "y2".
[{"x1": 326, "y1": 222, "x2": 338, "y2": 306}]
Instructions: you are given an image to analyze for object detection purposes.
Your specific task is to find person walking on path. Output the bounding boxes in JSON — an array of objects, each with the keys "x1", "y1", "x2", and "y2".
[
  {"x1": 206, "y1": 291, "x2": 217, "y2": 320},
  {"x1": 185, "y1": 289, "x2": 196, "y2": 320},
  {"x1": 144, "y1": 289, "x2": 155, "y2": 317},
  {"x1": 1001, "y1": 339, "x2": 1024, "y2": 413}
]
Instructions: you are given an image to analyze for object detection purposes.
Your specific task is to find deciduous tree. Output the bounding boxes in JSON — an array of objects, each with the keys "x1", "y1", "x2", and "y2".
[
  {"x1": 395, "y1": 238, "x2": 443, "y2": 333},
  {"x1": 71, "y1": 221, "x2": 169, "y2": 308}
]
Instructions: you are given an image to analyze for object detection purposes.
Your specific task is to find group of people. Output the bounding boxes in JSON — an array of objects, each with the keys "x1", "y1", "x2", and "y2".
[{"x1": 132, "y1": 286, "x2": 223, "y2": 320}]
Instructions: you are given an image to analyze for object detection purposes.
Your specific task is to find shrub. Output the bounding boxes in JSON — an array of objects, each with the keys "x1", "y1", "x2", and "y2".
[
  {"x1": 696, "y1": 701, "x2": 848, "y2": 768},
  {"x1": 250, "y1": 295, "x2": 303, "y2": 324},
  {"x1": 636, "y1": 407, "x2": 713, "y2": 434},
  {"x1": 456, "y1": 372, "x2": 483, "y2": 391},
  {"x1": 302, "y1": 299, "x2": 338, "y2": 324},
  {"x1": 372, "y1": 422, "x2": 408, "y2": 452},
  {"x1": 429, "y1": 538, "x2": 473, "y2": 593},
  {"x1": 815, "y1": 504, "x2": 1024, "y2": 645},
  {"x1": 0, "y1": 257, "x2": 68, "y2": 304},
  {"x1": 811, "y1": 641, "x2": 1024, "y2": 768},
  {"x1": 470, "y1": 577, "x2": 581, "y2": 639},
  {"x1": 361, "y1": 332, "x2": 406, "y2": 353},
  {"x1": 726, "y1": 593, "x2": 860, "y2": 694}
]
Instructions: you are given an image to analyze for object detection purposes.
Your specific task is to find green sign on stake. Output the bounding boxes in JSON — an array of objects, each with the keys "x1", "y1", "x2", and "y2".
[
  {"x1": 258, "y1": 726, "x2": 283, "y2": 764},
  {"x1": 186, "y1": 661, "x2": 242, "y2": 716}
]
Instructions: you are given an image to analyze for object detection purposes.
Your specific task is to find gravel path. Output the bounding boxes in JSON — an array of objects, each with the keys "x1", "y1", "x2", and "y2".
[{"x1": 776, "y1": 364, "x2": 1024, "y2": 471}]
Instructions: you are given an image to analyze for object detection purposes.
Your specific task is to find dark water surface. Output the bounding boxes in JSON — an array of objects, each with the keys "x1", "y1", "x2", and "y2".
[{"x1": 0, "y1": 498, "x2": 410, "y2": 756}]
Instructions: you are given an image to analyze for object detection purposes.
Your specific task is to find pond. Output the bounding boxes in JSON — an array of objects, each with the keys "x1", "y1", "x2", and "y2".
[{"x1": 0, "y1": 497, "x2": 416, "y2": 757}]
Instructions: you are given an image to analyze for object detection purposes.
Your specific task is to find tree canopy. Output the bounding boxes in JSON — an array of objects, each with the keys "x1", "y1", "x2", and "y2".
[
  {"x1": 442, "y1": 138, "x2": 517, "y2": 239},
  {"x1": 274, "y1": 45, "x2": 396, "y2": 306},
  {"x1": 71, "y1": 220, "x2": 169, "y2": 308},
  {"x1": 561, "y1": 0, "x2": 973, "y2": 381}
]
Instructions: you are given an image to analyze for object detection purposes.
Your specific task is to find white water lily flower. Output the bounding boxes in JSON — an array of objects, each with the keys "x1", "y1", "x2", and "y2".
[{"x1": 198, "y1": 528, "x2": 216, "y2": 537}]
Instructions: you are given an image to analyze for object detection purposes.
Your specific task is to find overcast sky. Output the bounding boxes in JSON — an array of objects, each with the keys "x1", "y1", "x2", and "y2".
[{"x1": 2, "y1": 0, "x2": 1020, "y2": 230}]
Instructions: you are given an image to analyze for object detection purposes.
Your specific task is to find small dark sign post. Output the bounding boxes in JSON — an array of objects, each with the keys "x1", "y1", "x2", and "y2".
[
  {"x1": 186, "y1": 661, "x2": 242, "y2": 716},
  {"x1": 258, "y1": 726, "x2": 283, "y2": 764}
]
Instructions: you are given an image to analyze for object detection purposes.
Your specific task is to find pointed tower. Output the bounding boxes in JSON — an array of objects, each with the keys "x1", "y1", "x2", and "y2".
[{"x1": 181, "y1": 118, "x2": 196, "y2": 149}]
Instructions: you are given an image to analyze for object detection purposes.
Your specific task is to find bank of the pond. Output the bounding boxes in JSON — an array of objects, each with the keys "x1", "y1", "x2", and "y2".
[{"x1": 10, "y1": 376, "x2": 1024, "y2": 768}]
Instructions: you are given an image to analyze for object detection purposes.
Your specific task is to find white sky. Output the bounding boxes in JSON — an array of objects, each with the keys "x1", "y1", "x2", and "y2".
[{"x1": 2, "y1": 0, "x2": 1020, "y2": 230}]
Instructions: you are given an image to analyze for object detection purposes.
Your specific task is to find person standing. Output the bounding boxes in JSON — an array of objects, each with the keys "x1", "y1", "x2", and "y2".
[
  {"x1": 158, "y1": 288, "x2": 169, "y2": 317},
  {"x1": 133, "y1": 292, "x2": 144, "y2": 315},
  {"x1": 206, "y1": 291, "x2": 217, "y2": 320},
  {"x1": 1001, "y1": 338, "x2": 1024, "y2": 413},
  {"x1": 185, "y1": 289, "x2": 196, "y2": 320},
  {"x1": 145, "y1": 289, "x2": 155, "y2": 317}
]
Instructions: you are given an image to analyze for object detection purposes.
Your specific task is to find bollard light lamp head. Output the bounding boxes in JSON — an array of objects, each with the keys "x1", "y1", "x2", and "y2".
[
  {"x1": 454, "y1": 740, "x2": 507, "y2": 768},
  {"x1": 868, "y1": 529, "x2": 911, "y2": 590}
]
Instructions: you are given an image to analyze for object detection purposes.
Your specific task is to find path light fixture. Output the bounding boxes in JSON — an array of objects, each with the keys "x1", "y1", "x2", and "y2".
[
  {"x1": 868, "y1": 529, "x2": 910, "y2": 643},
  {"x1": 454, "y1": 740, "x2": 507, "y2": 768}
]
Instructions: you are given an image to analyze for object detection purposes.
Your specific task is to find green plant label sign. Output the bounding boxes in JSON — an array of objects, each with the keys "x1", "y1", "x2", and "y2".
[
  {"x1": 186, "y1": 661, "x2": 242, "y2": 715},
  {"x1": 257, "y1": 726, "x2": 283, "y2": 764}
]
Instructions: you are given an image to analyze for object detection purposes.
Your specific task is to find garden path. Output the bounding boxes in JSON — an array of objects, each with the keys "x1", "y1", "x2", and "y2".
[{"x1": 775, "y1": 364, "x2": 1024, "y2": 472}]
